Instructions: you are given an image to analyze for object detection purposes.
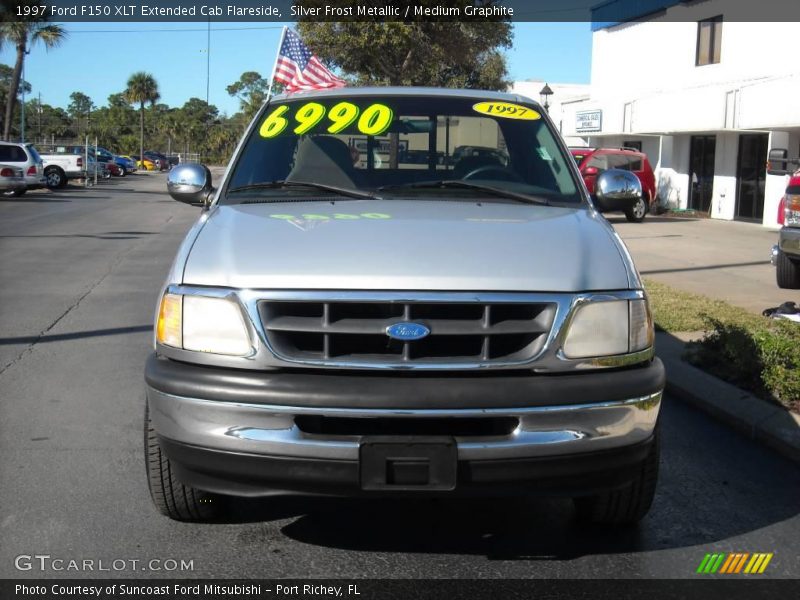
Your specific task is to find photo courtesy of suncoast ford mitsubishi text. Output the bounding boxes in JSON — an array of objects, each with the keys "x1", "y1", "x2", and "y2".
[{"x1": 146, "y1": 87, "x2": 664, "y2": 524}]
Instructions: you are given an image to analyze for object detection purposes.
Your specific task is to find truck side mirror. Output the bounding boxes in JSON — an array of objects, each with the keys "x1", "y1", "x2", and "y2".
[
  {"x1": 767, "y1": 148, "x2": 790, "y2": 176},
  {"x1": 593, "y1": 169, "x2": 642, "y2": 212},
  {"x1": 167, "y1": 163, "x2": 213, "y2": 206}
]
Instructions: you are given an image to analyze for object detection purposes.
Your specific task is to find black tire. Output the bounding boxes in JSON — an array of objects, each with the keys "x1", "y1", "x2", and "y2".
[
  {"x1": 3, "y1": 188, "x2": 25, "y2": 197},
  {"x1": 625, "y1": 196, "x2": 648, "y2": 223},
  {"x1": 144, "y1": 402, "x2": 221, "y2": 521},
  {"x1": 45, "y1": 167, "x2": 66, "y2": 189},
  {"x1": 118, "y1": 166, "x2": 127, "y2": 177},
  {"x1": 776, "y1": 250, "x2": 800, "y2": 289},
  {"x1": 573, "y1": 426, "x2": 660, "y2": 526}
]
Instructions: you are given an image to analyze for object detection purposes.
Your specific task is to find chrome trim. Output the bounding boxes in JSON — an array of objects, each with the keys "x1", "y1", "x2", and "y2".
[
  {"x1": 148, "y1": 388, "x2": 662, "y2": 461},
  {"x1": 155, "y1": 286, "x2": 652, "y2": 372}
]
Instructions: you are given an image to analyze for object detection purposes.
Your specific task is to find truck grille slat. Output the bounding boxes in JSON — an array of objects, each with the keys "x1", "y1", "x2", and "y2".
[{"x1": 259, "y1": 298, "x2": 556, "y2": 367}]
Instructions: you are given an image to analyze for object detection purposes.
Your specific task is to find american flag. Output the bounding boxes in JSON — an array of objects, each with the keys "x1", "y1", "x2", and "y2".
[{"x1": 274, "y1": 29, "x2": 345, "y2": 93}]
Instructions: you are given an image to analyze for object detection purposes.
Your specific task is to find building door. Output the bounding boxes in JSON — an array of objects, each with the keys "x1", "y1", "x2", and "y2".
[
  {"x1": 735, "y1": 133, "x2": 768, "y2": 220},
  {"x1": 688, "y1": 135, "x2": 716, "y2": 212}
]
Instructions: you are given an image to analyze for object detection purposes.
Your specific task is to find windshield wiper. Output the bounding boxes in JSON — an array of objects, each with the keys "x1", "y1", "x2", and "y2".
[
  {"x1": 377, "y1": 180, "x2": 549, "y2": 206},
  {"x1": 227, "y1": 180, "x2": 380, "y2": 200}
]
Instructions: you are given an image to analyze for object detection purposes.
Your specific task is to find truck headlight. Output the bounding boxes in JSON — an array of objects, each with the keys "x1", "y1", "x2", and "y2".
[
  {"x1": 563, "y1": 299, "x2": 653, "y2": 359},
  {"x1": 156, "y1": 293, "x2": 251, "y2": 356}
]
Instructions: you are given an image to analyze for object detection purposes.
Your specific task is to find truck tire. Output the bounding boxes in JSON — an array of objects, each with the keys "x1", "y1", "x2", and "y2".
[
  {"x1": 45, "y1": 167, "x2": 67, "y2": 189},
  {"x1": 776, "y1": 250, "x2": 800, "y2": 289},
  {"x1": 573, "y1": 426, "x2": 659, "y2": 525},
  {"x1": 3, "y1": 188, "x2": 25, "y2": 197},
  {"x1": 144, "y1": 402, "x2": 221, "y2": 521}
]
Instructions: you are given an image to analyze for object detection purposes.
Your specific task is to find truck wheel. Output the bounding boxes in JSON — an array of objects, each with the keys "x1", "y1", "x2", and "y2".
[
  {"x1": 3, "y1": 188, "x2": 25, "y2": 197},
  {"x1": 573, "y1": 427, "x2": 659, "y2": 526},
  {"x1": 144, "y1": 402, "x2": 221, "y2": 521},
  {"x1": 776, "y1": 250, "x2": 800, "y2": 289},
  {"x1": 45, "y1": 167, "x2": 66, "y2": 189},
  {"x1": 625, "y1": 197, "x2": 648, "y2": 223}
]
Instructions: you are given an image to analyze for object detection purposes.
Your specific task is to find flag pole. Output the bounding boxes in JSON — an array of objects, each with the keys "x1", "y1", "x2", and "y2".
[{"x1": 266, "y1": 26, "x2": 287, "y2": 102}]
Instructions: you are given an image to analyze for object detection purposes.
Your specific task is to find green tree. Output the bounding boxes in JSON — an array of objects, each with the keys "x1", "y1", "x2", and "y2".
[
  {"x1": 0, "y1": 3, "x2": 67, "y2": 140},
  {"x1": 124, "y1": 71, "x2": 160, "y2": 161},
  {"x1": 24, "y1": 98, "x2": 72, "y2": 142},
  {"x1": 296, "y1": 4, "x2": 512, "y2": 89},
  {"x1": 226, "y1": 71, "x2": 269, "y2": 122},
  {"x1": 67, "y1": 91, "x2": 95, "y2": 136},
  {"x1": 0, "y1": 64, "x2": 30, "y2": 119}
]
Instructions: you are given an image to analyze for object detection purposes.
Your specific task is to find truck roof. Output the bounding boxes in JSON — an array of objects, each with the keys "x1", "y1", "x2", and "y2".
[{"x1": 270, "y1": 86, "x2": 544, "y2": 109}]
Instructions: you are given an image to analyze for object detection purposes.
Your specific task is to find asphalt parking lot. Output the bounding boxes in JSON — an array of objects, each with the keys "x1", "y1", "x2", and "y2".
[{"x1": 1, "y1": 176, "x2": 798, "y2": 579}]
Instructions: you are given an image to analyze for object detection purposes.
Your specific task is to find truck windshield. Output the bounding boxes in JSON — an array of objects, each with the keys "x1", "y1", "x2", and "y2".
[{"x1": 224, "y1": 94, "x2": 582, "y2": 206}]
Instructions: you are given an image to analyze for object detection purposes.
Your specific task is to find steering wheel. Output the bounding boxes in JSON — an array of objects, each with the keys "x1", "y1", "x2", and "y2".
[{"x1": 463, "y1": 165, "x2": 523, "y2": 182}]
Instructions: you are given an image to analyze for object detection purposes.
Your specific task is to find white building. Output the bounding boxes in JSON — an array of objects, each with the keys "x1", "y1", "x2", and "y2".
[{"x1": 557, "y1": 0, "x2": 799, "y2": 227}]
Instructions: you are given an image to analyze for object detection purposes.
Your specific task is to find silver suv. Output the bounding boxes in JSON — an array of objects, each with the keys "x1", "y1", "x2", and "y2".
[
  {"x1": 0, "y1": 142, "x2": 45, "y2": 196},
  {"x1": 146, "y1": 88, "x2": 665, "y2": 524}
]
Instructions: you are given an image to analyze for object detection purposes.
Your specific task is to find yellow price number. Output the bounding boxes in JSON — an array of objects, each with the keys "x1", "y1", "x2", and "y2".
[
  {"x1": 327, "y1": 101, "x2": 360, "y2": 133},
  {"x1": 472, "y1": 101, "x2": 541, "y2": 120},
  {"x1": 358, "y1": 104, "x2": 394, "y2": 135},
  {"x1": 293, "y1": 102, "x2": 326, "y2": 135},
  {"x1": 259, "y1": 104, "x2": 290, "y2": 138},
  {"x1": 260, "y1": 102, "x2": 394, "y2": 138}
]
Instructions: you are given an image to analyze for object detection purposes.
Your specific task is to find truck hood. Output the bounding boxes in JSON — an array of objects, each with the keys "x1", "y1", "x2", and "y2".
[{"x1": 181, "y1": 200, "x2": 633, "y2": 291}]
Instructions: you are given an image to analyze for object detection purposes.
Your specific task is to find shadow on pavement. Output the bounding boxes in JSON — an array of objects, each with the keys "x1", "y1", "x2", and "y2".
[
  {"x1": 0, "y1": 324, "x2": 151, "y2": 346},
  {"x1": 641, "y1": 260, "x2": 769, "y2": 275},
  {"x1": 606, "y1": 215, "x2": 701, "y2": 223}
]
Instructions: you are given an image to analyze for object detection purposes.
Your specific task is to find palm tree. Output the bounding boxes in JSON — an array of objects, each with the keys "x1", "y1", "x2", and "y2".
[
  {"x1": 124, "y1": 72, "x2": 160, "y2": 163},
  {"x1": 0, "y1": 12, "x2": 66, "y2": 141}
]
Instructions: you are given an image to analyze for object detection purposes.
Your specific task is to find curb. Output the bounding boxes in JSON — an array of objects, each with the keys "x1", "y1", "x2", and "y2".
[{"x1": 656, "y1": 332, "x2": 800, "y2": 464}]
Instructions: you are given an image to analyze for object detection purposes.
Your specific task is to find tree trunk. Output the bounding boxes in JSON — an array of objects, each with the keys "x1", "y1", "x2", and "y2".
[
  {"x1": 3, "y1": 45, "x2": 26, "y2": 141},
  {"x1": 139, "y1": 102, "x2": 144, "y2": 165}
]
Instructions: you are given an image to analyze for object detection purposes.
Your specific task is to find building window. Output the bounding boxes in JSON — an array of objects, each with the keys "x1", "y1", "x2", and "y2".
[
  {"x1": 623, "y1": 141, "x2": 642, "y2": 152},
  {"x1": 696, "y1": 16, "x2": 722, "y2": 66}
]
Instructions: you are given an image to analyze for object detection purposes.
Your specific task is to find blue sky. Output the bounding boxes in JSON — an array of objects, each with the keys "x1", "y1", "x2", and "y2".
[{"x1": 0, "y1": 22, "x2": 592, "y2": 116}]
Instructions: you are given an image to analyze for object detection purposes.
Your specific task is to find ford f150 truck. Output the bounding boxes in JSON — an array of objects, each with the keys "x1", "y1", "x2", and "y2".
[
  {"x1": 147, "y1": 88, "x2": 665, "y2": 524},
  {"x1": 37, "y1": 150, "x2": 87, "y2": 188}
]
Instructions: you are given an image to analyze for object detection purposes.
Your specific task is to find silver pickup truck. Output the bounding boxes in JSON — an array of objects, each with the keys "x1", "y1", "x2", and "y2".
[{"x1": 146, "y1": 88, "x2": 665, "y2": 525}]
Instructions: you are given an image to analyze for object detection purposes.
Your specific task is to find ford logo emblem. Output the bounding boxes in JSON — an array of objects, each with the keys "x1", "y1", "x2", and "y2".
[{"x1": 386, "y1": 322, "x2": 430, "y2": 341}]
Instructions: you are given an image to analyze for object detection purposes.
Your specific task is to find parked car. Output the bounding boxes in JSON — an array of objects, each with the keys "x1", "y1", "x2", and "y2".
[
  {"x1": 106, "y1": 161, "x2": 123, "y2": 177},
  {"x1": 114, "y1": 155, "x2": 137, "y2": 175},
  {"x1": 571, "y1": 147, "x2": 656, "y2": 222},
  {"x1": 0, "y1": 142, "x2": 45, "y2": 196},
  {"x1": 84, "y1": 157, "x2": 110, "y2": 180},
  {"x1": 771, "y1": 171, "x2": 800, "y2": 288},
  {"x1": 0, "y1": 163, "x2": 25, "y2": 194},
  {"x1": 131, "y1": 155, "x2": 157, "y2": 171},
  {"x1": 147, "y1": 88, "x2": 664, "y2": 525},
  {"x1": 144, "y1": 151, "x2": 170, "y2": 171}
]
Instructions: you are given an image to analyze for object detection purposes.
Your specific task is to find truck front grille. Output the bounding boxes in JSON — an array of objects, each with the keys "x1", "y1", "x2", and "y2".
[{"x1": 257, "y1": 299, "x2": 556, "y2": 367}]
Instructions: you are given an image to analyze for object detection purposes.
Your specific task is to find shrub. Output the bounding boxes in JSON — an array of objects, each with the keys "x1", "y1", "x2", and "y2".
[{"x1": 687, "y1": 316, "x2": 800, "y2": 412}]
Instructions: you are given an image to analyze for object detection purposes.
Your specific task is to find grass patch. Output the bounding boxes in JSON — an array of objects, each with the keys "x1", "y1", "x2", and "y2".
[
  {"x1": 644, "y1": 279, "x2": 799, "y2": 412},
  {"x1": 643, "y1": 279, "x2": 759, "y2": 333}
]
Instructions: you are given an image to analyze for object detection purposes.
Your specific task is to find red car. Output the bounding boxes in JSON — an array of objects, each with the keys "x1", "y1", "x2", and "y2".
[
  {"x1": 571, "y1": 147, "x2": 657, "y2": 222},
  {"x1": 105, "y1": 161, "x2": 123, "y2": 177},
  {"x1": 772, "y1": 171, "x2": 800, "y2": 288}
]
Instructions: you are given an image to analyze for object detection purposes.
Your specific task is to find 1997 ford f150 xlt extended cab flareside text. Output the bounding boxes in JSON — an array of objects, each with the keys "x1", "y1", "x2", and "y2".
[{"x1": 145, "y1": 88, "x2": 665, "y2": 524}]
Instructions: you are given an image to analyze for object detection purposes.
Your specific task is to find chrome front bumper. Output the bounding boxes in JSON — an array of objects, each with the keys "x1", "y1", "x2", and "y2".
[{"x1": 147, "y1": 387, "x2": 662, "y2": 463}]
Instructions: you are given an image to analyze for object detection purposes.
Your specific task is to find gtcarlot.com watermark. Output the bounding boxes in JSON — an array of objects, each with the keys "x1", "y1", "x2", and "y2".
[{"x1": 14, "y1": 554, "x2": 194, "y2": 572}]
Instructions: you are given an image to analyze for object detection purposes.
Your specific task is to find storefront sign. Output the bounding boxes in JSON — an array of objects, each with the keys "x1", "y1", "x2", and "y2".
[{"x1": 576, "y1": 110, "x2": 602, "y2": 133}]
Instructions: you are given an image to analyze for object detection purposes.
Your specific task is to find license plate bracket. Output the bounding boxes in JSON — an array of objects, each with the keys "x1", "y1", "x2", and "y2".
[{"x1": 359, "y1": 436, "x2": 457, "y2": 491}]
